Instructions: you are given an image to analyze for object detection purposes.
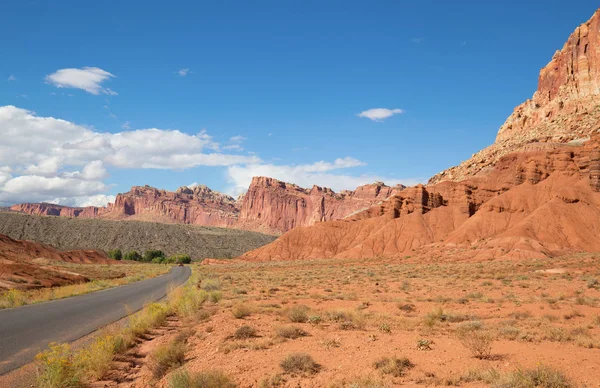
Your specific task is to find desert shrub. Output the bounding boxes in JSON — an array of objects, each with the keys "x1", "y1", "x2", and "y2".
[
  {"x1": 143, "y1": 249, "x2": 166, "y2": 263},
  {"x1": 0, "y1": 288, "x2": 27, "y2": 308},
  {"x1": 342, "y1": 376, "x2": 391, "y2": 388},
  {"x1": 308, "y1": 315, "x2": 322, "y2": 325},
  {"x1": 200, "y1": 278, "x2": 222, "y2": 291},
  {"x1": 35, "y1": 343, "x2": 82, "y2": 388},
  {"x1": 493, "y1": 364, "x2": 572, "y2": 388},
  {"x1": 107, "y1": 249, "x2": 122, "y2": 260},
  {"x1": 76, "y1": 334, "x2": 123, "y2": 380},
  {"x1": 457, "y1": 329, "x2": 493, "y2": 359},
  {"x1": 275, "y1": 326, "x2": 308, "y2": 339},
  {"x1": 587, "y1": 278, "x2": 599, "y2": 289},
  {"x1": 416, "y1": 339, "x2": 432, "y2": 350},
  {"x1": 379, "y1": 323, "x2": 391, "y2": 333},
  {"x1": 170, "y1": 286, "x2": 208, "y2": 318},
  {"x1": 123, "y1": 250, "x2": 142, "y2": 261},
  {"x1": 148, "y1": 340, "x2": 187, "y2": 378},
  {"x1": 171, "y1": 254, "x2": 192, "y2": 264},
  {"x1": 258, "y1": 374, "x2": 285, "y2": 388},
  {"x1": 280, "y1": 353, "x2": 320, "y2": 375},
  {"x1": 460, "y1": 368, "x2": 501, "y2": 384},
  {"x1": 286, "y1": 305, "x2": 309, "y2": 323},
  {"x1": 169, "y1": 369, "x2": 236, "y2": 388},
  {"x1": 373, "y1": 356, "x2": 414, "y2": 377},
  {"x1": 232, "y1": 303, "x2": 253, "y2": 319},
  {"x1": 208, "y1": 291, "x2": 222, "y2": 303},
  {"x1": 397, "y1": 303, "x2": 416, "y2": 313},
  {"x1": 234, "y1": 325, "x2": 258, "y2": 339},
  {"x1": 326, "y1": 309, "x2": 366, "y2": 330}
]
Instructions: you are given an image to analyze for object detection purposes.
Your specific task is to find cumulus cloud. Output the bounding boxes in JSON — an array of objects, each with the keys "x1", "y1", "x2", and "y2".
[
  {"x1": 0, "y1": 105, "x2": 261, "y2": 205},
  {"x1": 45, "y1": 67, "x2": 117, "y2": 95},
  {"x1": 358, "y1": 108, "x2": 404, "y2": 122},
  {"x1": 0, "y1": 105, "x2": 419, "y2": 207},
  {"x1": 177, "y1": 68, "x2": 190, "y2": 76},
  {"x1": 226, "y1": 157, "x2": 418, "y2": 196}
]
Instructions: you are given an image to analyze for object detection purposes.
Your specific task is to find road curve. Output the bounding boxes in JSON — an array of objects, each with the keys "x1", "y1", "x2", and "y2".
[{"x1": 0, "y1": 266, "x2": 191, "y2": 375}]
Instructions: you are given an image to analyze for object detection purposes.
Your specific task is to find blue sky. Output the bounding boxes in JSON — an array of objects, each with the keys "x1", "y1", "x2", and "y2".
[{"x1": 1, "y1": 0, "x2": 598, "y2": 206}]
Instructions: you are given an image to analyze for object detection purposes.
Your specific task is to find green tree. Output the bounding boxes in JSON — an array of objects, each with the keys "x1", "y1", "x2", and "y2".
[
  {"x1": 171, "y1": 254, "x2": 192, "y2": 264},
  {"x1": 107, "y1": 249, "x2": 122, "y2": 260},
  {"x1": 143, "y1": 249, "x2": 165, "y2": 262},
  {"x1": 123, "y1": 250, "x2": 142, "y2": 261}
]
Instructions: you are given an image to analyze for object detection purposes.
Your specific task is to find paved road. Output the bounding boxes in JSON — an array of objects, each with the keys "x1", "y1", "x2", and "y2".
[{"x1": 0, "y1": 266, "x2": 190, "y2": 375}]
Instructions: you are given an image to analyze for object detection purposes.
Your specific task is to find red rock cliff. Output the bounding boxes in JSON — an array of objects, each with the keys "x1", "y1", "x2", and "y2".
[
  {"x1": 431, "y1": 9, "x2": 600, "y2": 184},
  {"x1": 10, "y1": 180, "x2": 404, "y2": 234},
  {"x1": 236, "y1": 177, "x2": 405, "y2": 234}
]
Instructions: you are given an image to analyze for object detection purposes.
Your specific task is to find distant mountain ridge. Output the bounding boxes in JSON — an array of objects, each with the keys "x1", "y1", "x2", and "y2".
[{"x1": 10, "y1": 180, "x2": 405, "y2": 234}]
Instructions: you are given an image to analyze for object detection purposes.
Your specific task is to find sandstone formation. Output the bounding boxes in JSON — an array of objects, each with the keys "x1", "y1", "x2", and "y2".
[
  {"x1": 238, "y1": 136, "x2": 600, "y2": 262},
  {"x1": 234, "y1": 8, "x2": 600, "y2": 263},
  {"x1": 430, "y1": 9, "x2": 600, "y2": 184},
  {"x1": 0, "y1": 234, "x2": 114, "y2": 290},
  {"x1": 10, "y1": 181, "x2": 404, "y2": 234},
  {"x1": 236, "y1": 177, "x2": 405, "y2": 234}
]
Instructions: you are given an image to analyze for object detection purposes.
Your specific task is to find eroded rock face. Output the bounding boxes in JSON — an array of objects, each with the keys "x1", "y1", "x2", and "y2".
[
  {"x1": 103, "y1": 185, "x2": 239, "y2": 227},
  {"x1": 9, "y1": 203, "x2": 104, "y2": 218},
  {"x1": 237, "y1": 135, "x2": 600, "y2": 262},
  {"x1": 430, "y1": 9, "x2": 600, "y2": 184},
  {"x1": 235, "y1": 177, "x2": 405, "y2": 234},
  {"x1": 10, "y1": 180, "x2": 404, "y2": 234}
]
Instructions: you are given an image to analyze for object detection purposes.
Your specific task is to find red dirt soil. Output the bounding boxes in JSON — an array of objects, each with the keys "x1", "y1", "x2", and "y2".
[{"x1": 0, "y1": 234, "x2": 115, "y2": 290}]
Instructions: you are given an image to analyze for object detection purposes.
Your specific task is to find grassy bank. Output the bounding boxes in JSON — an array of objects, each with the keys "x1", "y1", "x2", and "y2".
[
  {"x1": 0, "y1": 263, "x2": 171, "y2": 309},
  {"x1": 34, "y1": 267, "x2": 216, "y2": 387}
]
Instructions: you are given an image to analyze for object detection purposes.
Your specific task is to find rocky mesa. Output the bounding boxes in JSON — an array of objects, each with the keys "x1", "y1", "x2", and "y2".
[
  {"x1": 10, "y1": 180, "x2": 404, "y2": 235},
  {"x1": 235, "y1": 8, "x2": 600, "y2": 263}
]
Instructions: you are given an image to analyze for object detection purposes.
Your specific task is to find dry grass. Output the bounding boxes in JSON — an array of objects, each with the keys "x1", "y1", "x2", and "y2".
[
  {"x1": 148, "y1": 340, "x2": 187, "y2": 378},
  {"x1": 373, "y1": 356, "x2": 414, "y2": 377},
  {"x1": 275, "y1": 325, "x2": 308, "y2": 339},
  {"x1": 280, "y1": 353, "x2": 320, "y2": 375},
  {"x1": 168, "y1": 369, "x2": 236, "y2": 388},
  {"x1": 0, "y1": 263, "x2": 170, "y2": 309}
]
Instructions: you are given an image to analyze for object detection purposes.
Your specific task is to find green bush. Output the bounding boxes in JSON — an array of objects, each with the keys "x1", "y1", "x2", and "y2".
[
  {"x1": 143, "y1": 249, "x2": 165, "y2": 262},
  {"x1": 123, "y1": 250, "x2": 142, "y2": 261},
  {"x1": 171, "y1": 254, "x2": 192, "y2": 264},
  {"x1": 107, "y1": 249, "x2": 122, "y2": 260}
]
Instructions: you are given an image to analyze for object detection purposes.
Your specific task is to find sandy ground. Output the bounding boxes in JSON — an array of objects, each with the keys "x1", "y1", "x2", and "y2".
[{"x1": 13, "y1": 254, "x2": 600, "y2": 387}]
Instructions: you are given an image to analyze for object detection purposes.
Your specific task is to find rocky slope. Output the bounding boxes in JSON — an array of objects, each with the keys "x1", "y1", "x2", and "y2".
[
  {"x1": 10, "y1": 181, "x2": 404, "y2": 234},
  {"x1": 235, "y1": 8, "x2": 600, "y2": 263},
  {"x1": 0, "y1": 234, "x2": 113, "y2": 290},
  {"x1": 430, "y1": 9, "x2": 600, "y2": 184},
  {"x1": 0, "y1": 212, "x2": 276, "y2": 260}
]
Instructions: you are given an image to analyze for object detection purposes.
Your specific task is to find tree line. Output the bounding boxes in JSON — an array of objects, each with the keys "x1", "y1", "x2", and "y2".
[{"x1": 107, "y1": 249, "x2": 192, "y2": 264}]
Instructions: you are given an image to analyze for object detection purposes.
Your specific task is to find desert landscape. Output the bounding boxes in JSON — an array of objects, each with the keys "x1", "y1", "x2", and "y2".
[{"x1": 1, "y1": 2, "x2": 600, "y2": 388}]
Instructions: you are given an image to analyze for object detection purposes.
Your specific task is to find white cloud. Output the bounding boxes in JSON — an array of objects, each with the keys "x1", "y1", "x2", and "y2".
[
  {"x1": 74, "y1": 194, "x2": 116, "y2": 207},
  {"x1": 226, "y1": 157, "x2": 418, "y2": 196},
  {"x1": 121, "y1": 121, "x2": 131, "y2": 130},
  {"x1": 411, "y1": 38, "x2": 424, "y2": 44},
  {"x1": 0, "y1": 105, "x2": 419, "y2": 206},
  {"x1": 0, "y1": 105, "x2": 262, "y2": 204},
  {"x1": 7, "y1": 75, "x2": 16, "y2": 82},
  {"x1": 45, "y1": 67, "x2": 116, "y2": 95},
  {"x1": 358, "y1": 108, "x2": 404, "y2": 122},
  {"x1": 177, "y1": 68, "x2": 190, "y2": 76}
]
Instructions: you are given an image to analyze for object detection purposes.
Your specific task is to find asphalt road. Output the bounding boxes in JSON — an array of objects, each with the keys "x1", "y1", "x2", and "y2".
[{"x1": 0, "y1": 266, "x2": 190, "y2": 375}]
